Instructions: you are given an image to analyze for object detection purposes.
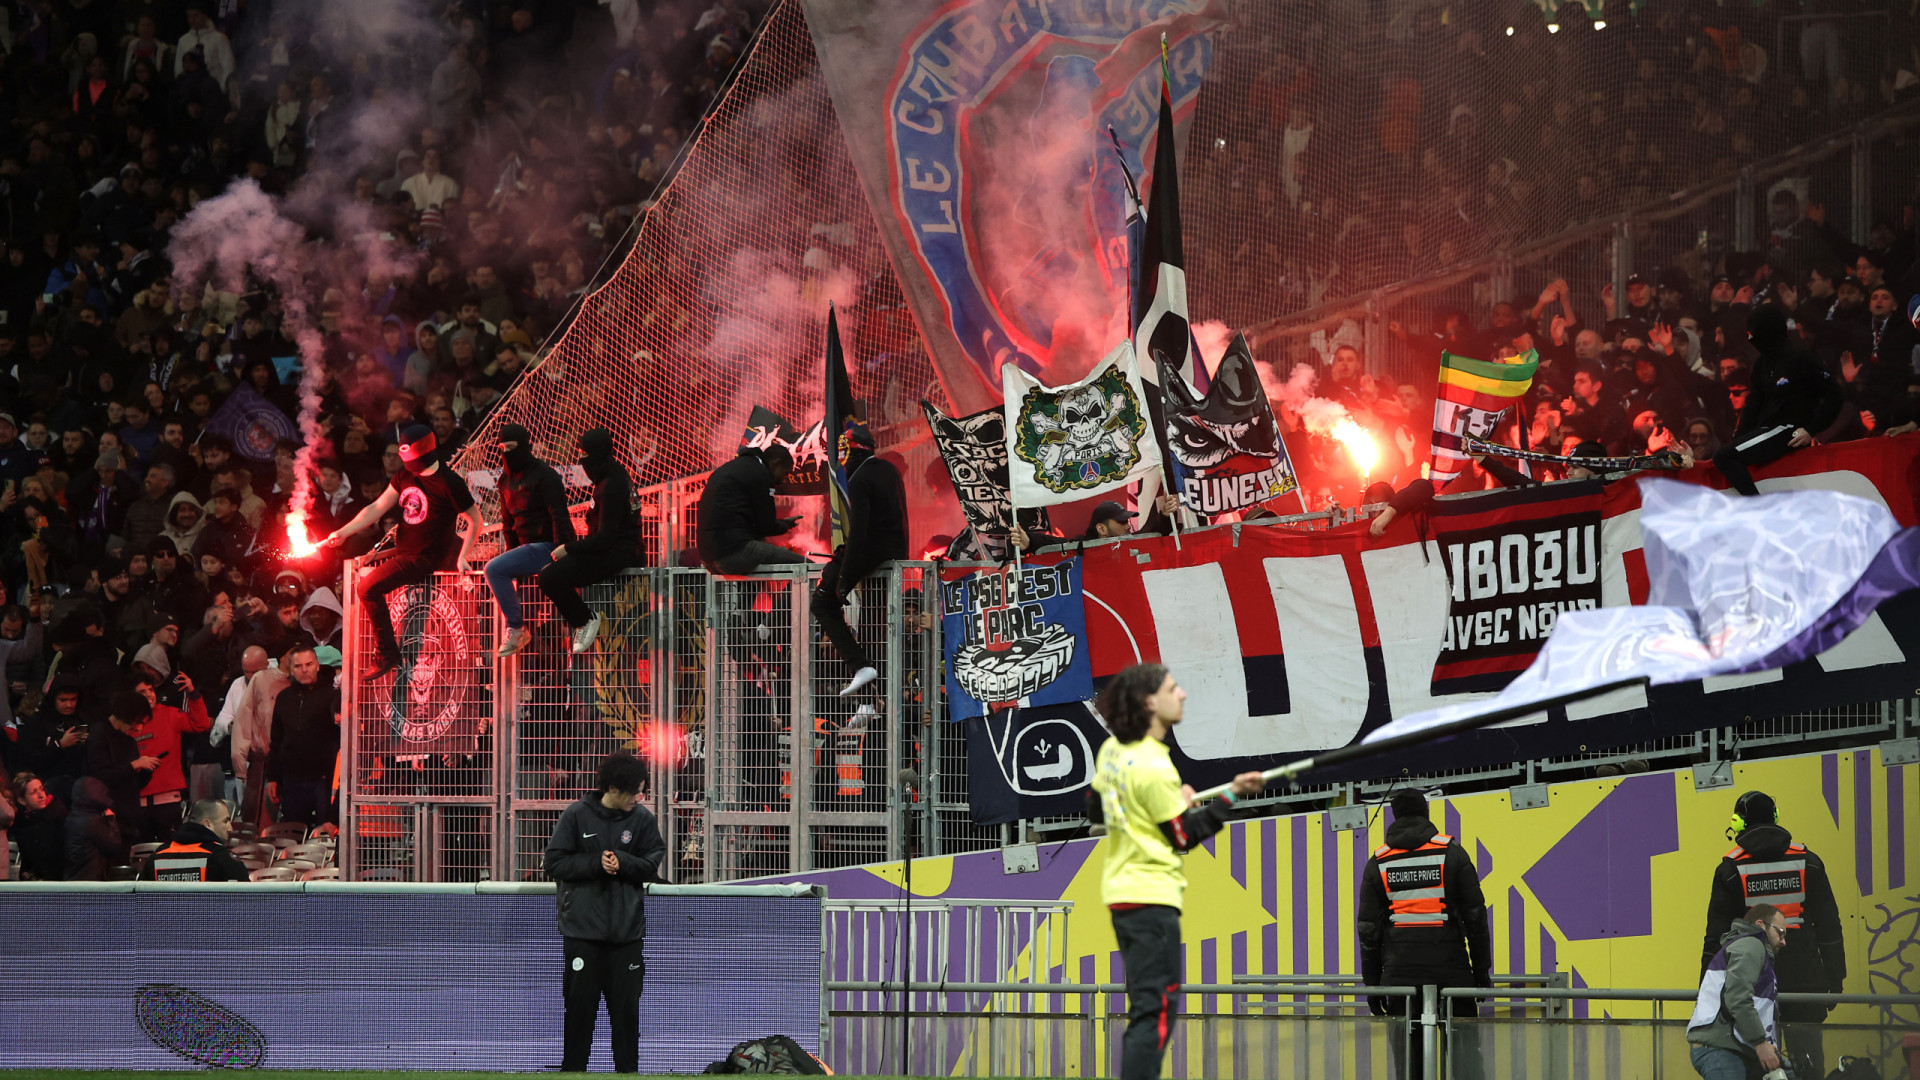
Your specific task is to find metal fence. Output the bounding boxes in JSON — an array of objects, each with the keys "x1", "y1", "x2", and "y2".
[
  {"x1": 338, "y1": 559, "x2": 943, "y2": 884},
  {"x1": 818, "y1": 978, "x2": 1920, "y2": 1080}
]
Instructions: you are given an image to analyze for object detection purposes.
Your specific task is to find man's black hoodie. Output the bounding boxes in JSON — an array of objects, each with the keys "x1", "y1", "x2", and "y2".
[
  {"x1": 543, "y1": 794, "x2": 667, "y2": 943},
  {"x1": 64, "y1": 776, "x2": 126, "y2": 881},
  {"x1": 1357, "y1": 815, "x2": 1492, "y2": 989},
  {"x1": 1701, "y1": 822, "x2": 1845, "y2": 1007}
]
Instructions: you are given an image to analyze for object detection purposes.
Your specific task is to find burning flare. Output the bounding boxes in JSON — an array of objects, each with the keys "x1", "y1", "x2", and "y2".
[
  {"x1": 286, "y1": 513, "x2": 318, "y2": 558},
  {"x1": 1332, "y1": 418, "x2": 1378, "y2": 477}
]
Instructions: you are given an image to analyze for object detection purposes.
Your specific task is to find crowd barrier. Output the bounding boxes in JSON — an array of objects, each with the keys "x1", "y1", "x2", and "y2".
[
  {"x1": 338, "y1": 560, "x2": 942, "y2": 885},
  {"x1": 0, "y1": 881, "x2": 824, "y2": 1073}
]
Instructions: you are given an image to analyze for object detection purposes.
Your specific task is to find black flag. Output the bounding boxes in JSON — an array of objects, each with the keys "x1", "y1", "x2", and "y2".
[{"x1": 1130, "y1": 42, "x2": 1197, "y2": 392}]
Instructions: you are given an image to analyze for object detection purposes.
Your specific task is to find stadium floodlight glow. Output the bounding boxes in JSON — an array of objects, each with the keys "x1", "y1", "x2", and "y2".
[
  {"x1": 1547, "y1": 21, "x2": 1560, "y2": 31},
  {"x1": 1506, "y1": 25, "x2": 1515, "y2": 35},
  {"x1": 1593, "y1": 18, "x2": 1606, "y2": 29}
]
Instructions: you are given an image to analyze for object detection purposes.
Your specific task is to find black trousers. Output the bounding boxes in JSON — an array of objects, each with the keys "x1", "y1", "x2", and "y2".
[
  {"x1": 539, "y1": 551, "x2": 627, "y2": 628},
  {"x1": 1713, "y1": 425, "x2": 1799, "y2": 496},
  {"x1": 357, "y1": 554, "x2": 438, "y2": 656},
  {"x1": 1112, "y1": 905, "x2": 1183, "y2": 1080},
  {"x1": 811, "y1": 557, "x2": 879, "y2": 669},
  {"x1": 561, "y1": 937, "x2": 645, "y2": 1073}
]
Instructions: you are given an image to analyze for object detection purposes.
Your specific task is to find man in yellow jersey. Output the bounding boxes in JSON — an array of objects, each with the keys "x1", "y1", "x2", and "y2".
[{"x1": 1088, "y1": 663, "x2": 1264, "y2": 1080}]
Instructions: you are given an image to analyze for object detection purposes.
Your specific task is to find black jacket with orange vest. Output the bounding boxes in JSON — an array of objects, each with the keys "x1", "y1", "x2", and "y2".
[
  {"x1": 1357, "y1": 816, "x2": 1492, "y2": 989},
  {"x1": 1701, "y1": 823, "x2": 1844, "y2": 1005},
  {"x1": 137, "y1": 820, "x2": 250, "y2": 882}
]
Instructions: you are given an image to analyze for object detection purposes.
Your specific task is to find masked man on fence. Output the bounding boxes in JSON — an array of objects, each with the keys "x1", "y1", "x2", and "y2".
[
  {"x1": 320, "y1": 425, "x2": 478, "y2": 680},
  {"x1": 486, "y1": 423, "x2": 576, "y2": 659},
  {"x1": 1701, "y1": 790, "x2": 1845, "y2": 1077},
  {"x1": 1357, "y1": 790, "x2": 1492, "y2": 1080},
  {"x1": 537, "y1": 428, "x2": 638, "y2": 655},
  {"x1": 544, "y1": 751, "x2": 666, "y2": 1074},
  {"x1": 1086, "y1": 663, "x2": 1263, "y2": 1080},
  {"x1": 811, "y1": 422, "x2": 905, "y2": 697}
]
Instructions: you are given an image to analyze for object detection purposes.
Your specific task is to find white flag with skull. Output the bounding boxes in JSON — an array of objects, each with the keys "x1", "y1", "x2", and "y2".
[{"x1": 1003, "y1": 342, "x2": 1163, "y2": 507}]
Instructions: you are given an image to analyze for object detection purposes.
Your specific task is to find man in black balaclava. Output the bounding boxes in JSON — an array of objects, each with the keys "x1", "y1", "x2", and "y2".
[
  {"x1": 1711, "y1": 305, "x2": 1843, "y2": 496},
  {"x1": 538, "y1": 427, "x2": 638, "y2": 655},
  {"x1": 320, "y1": 424, "x2": 478, "y2": 678},
  {"x1": 484, "y1": 423, "x2": 576, "y2": 659},
  {"x1": 811, "y1": 420, "x2": 907, "y2": 698}
]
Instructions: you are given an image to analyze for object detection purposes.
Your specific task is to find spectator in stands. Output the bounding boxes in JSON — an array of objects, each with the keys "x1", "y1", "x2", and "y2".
[
  {"x1": 1714, "y1": 306, "x2": 1844, "y2": 496},
  {"x1": 50, "y1": 611, "x2": 122, "y2": 725},
  {"x1": 696, "y1": 445, "x2": 804, "y2": 574},
  {"x1": 64, "y1": 775, "x2": 127, "y2": 881},
  {"x1": 128, "y1": 667, "x2": 211, "y2": 841},
  {"x1": 487, "y1": 424, "x2": 576, "y2": 658},
  {"x1": 9, "y1": 773, "x2": 69, "y2": 880},
  {"x1": 811, "y1": 422, "x2": 906, "y2": 698},
  {"x1": 17, "y1": 681, "x2": 89, "y2": 804},
  {"x1": 85, "y1": 688, "x2": 162, "y2": 842},
  {"x1": 539, "y1": 428, "x2": 637, "y2": 655},
  {"x1": 265, "y1": 647, "x2": 339, "y2": 827},
  {"x1": 139, "y1": 797, "x2": 247, "y2": 882},
  {"x1": 227, "y1": 646, "x2": 286, "y2": 822}
]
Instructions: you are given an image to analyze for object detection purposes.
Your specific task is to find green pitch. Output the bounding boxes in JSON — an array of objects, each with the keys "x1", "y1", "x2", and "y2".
[{"x1": 3, "y1": 1074, "x2": 922, "y2": 1080}]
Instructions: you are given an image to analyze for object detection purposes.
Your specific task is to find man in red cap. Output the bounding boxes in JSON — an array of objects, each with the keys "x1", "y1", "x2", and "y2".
[{"x1": 320, "y1": 424, "x2": 478, "y2": 678}]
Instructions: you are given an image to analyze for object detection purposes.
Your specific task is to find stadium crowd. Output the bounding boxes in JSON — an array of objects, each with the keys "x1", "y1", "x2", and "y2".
[
  {"x1": 1270, "y1": 200, "x2": 1920, "y2": 506},
  {"x1": 0, "y1": 0, "x2": 766, "y2": 879}
]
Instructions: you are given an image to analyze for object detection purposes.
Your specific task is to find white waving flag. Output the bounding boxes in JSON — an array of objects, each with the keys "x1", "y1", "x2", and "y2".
[{"x1": 1003, "y1": 343, "x2": 1163, "y2": 507}]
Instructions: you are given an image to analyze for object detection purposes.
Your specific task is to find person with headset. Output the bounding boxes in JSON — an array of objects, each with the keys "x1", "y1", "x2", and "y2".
[{"x1": 1701, "y1": 790, "x2": 1845, "y2": 1077}]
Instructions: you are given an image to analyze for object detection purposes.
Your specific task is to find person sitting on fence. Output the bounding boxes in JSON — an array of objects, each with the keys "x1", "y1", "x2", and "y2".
[
  {"x1": 811, "y1": 421, "x2": 906, "y2": 697},
  {"x1": 486, "y1": 423, "x2": 577, "y2": 659},
  {"x1": 319, "y1": 425, "x2": 478, "y2": 680},
  {"x1": 537, "y1": 428, "x2": 638, "y2": 655},
  {"x1": 696, "y1": 445, "x2": 805, "y2": 574}
]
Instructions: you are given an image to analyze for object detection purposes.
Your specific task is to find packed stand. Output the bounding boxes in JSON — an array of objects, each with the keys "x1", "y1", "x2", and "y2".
[
  {"x1": 1191, "y1": 0, "x2": 1920, "y2": 326},
  {"x1": 0, "y1": 0, "x2": 767, "y2": 880},
  {"x1": 1276, "y1": 191, "x2": 1920, "y2": 505}
]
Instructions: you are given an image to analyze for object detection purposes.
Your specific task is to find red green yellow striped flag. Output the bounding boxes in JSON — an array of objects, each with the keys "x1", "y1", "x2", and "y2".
[{"x1": 1430, "y1": 350, "x2": 1538, "y2": 486}]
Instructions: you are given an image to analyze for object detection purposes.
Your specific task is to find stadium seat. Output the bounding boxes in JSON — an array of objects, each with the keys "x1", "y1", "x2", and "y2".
[
  {"x1": 301, "y1": 868, "x2": 341, "y2": 881},
  {"x1": 278, "y1": 858, "x2": 318, "y2": 873},
  {"x1": 130, "y1": 842, "x2": 164, "y2": 859},
  {"x1": 282, "y1": 843, "x2": 335, "y2": 865},
  {"x1": 260, "y1": 823, "x2": 307, "y2": 842},
  {"x1": 249, "y1": 867, "x2": 297, "y2": 882}
]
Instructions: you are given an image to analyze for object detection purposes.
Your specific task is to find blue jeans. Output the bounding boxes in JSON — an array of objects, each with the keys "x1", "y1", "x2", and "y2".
[
  {"x1": 1690, "y1": 1043, "x2": 1759, "y2": 1080},
  {"x1": 484, "y1": 543, "x2": 554, "y2": 628}
]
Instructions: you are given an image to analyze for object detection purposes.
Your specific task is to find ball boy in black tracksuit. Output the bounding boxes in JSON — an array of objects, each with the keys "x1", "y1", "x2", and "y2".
[{"x1": 544, "y1": 752, "x2": 666, "y2": 1074}]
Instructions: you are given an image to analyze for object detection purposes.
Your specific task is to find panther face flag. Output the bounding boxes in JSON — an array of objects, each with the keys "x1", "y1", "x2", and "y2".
[
  {"x1": 1158, "y1": 333, "x2": 1296, "y2": 518},
  {"x1": 1429, "y1": 350, "x2": 1538, "y2": 486},
  {"x1": 941, "y1": 557, "x2": 1095, "y2": 723},
  {"x1": 924, "y1": 401, "x2": 1051, "y2": 561},
  {"x1": 1004, "y1": 342, "x2": 1162, "y2": 506},
  {"x1": 739, "y1": 406, "x2": 827, "y2": 495}
]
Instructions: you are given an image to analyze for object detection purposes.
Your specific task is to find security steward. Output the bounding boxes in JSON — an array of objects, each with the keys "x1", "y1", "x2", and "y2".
[
  {"x1": 138, "y1": 798, "x2": 249, "y2": 881},
  {"x1": 1701, "y1": 790, "x2": 1845, "y2": 1077},
  {"x1": 1358, "y1": 790, "x2": 1492, "y2": 1080}
]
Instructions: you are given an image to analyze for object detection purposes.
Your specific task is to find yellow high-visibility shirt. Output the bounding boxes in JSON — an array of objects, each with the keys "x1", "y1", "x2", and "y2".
[{"x1": 1093, "y1": 735, "x2": 1190, "y2": 909}]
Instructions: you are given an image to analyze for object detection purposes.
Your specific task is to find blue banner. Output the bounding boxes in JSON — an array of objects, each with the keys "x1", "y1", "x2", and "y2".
[{"x1": 940, "y1": 556, "x2": 1094, "y2": 722}]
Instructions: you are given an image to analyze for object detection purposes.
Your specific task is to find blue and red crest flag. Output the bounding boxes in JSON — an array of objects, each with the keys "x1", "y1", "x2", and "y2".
[
  {"x1": 802, "y1": 0, "x2": 1226, "y2": 413},
  {"x1": 823, "y1": 304, "x2": 857, "y2": 550},
  {"x1": 205, "y1": 384, "x2": 295, "y2": 463}
]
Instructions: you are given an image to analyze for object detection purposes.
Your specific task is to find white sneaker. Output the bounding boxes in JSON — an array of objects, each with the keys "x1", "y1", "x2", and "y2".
[
  {"x1": 846, "y1": 703, "x2": 877, "y2": 732},
  {"x1": 839, "y1": 665, "x2": 878, "y2": 697},
  {"x1": 571, "y1": 614, "x2": 602, "y2": 654}
]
